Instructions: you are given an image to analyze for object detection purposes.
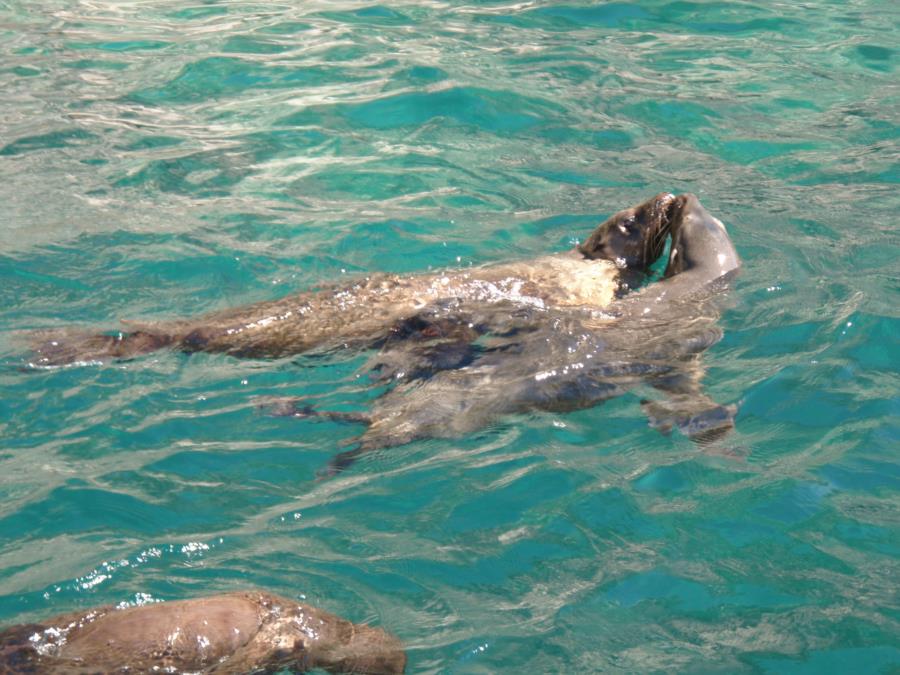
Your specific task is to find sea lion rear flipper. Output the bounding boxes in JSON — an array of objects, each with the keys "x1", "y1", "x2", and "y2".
[
  {"x1": 29, "y1": 328, "x2": 173, "y2": 366},
  {"x1": 640, "y1": 396, "x2": 736, "y2": 444},
  {"x1": 641, "y1": 369, "x2": 736, "y2": 444}
]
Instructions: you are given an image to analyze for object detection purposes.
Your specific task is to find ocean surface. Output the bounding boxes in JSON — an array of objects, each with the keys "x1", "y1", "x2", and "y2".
[{"x1": 0, "y1": 1, "x2": 898, "y2": 672}]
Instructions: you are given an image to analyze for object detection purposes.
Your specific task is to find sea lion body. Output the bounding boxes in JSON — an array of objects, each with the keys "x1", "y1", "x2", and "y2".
[
  {"x1": 139, "y1": 251, "x2": 624, "y2": 359},
  {"x1": 29, "y1": 193, "x2": 675, "y2": 366},
  {"x1": 0, "y1": 591, "x2": 405, "y2": 674}
]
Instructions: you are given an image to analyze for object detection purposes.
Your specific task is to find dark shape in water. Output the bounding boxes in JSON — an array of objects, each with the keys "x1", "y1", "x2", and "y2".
[{"x1": 0, "y1": 590, "x2": 406, "y2": 674}]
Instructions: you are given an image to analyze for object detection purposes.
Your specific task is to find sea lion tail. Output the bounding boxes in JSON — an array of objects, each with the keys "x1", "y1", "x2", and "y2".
[{"x1": 28, "y1": 328, "x2": 173, "y2": 367}]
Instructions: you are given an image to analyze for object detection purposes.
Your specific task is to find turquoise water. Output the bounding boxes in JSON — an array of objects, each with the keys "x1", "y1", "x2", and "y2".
[{"x1": 1, "y1": 0, "x2": 898, "y2": 671}]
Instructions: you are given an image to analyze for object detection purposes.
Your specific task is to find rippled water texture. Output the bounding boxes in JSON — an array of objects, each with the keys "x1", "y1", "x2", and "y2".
[{"x1": 1, "y1": 1, "x2": 898, "y2": 672}]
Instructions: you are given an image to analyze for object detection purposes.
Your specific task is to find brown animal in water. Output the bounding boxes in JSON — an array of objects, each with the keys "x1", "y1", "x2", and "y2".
[
  {"x1": 277, "y1": 193, "x2": 742, "y2": 474},
  {"x1": 28, "y1": 193, "x2": 675, "y2": 366},
  {"x1": 0, "y1": 590, "x2": 405, "y2": 674}
]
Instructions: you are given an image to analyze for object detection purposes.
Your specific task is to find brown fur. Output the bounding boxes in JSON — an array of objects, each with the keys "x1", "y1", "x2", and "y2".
[
  {"x1": 0, "y1": 591, "x2": 405, "y2": 674},
  {"x1": 28, "y1": 194, "x2": 675, "y2": 366},
  {"x1": 30, "y1": 253, "x2": 621, "y2": 365}
]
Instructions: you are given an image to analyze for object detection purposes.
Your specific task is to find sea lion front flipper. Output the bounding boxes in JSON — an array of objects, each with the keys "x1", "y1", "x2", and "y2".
[
  {"x1": 320, "y1": 416, "x2": 424, "y2": 476},
  {"x1": 258, "y1": 398, "x2": 378, "y2": 477},
  {"x1": 319, "y1": 445, "x2": 369, "y2": 477},
  {"x1": 641, "y1": 370, "x2": 736, "y2": 444}
]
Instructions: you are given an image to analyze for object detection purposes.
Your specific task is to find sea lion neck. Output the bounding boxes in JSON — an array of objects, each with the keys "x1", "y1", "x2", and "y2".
[{"x1": 664, "y1": 194, "x2": 741, "y2": 282}]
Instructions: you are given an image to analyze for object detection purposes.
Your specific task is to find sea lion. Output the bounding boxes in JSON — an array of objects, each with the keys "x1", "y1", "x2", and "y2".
[
  {"x1": 28, "y1": 193, "x2": 675, "y2": 366},
  {"x1": 0, "y1": 590, "x2": 405, "y2": 674},
  {"x1": 271, "y1": 194, "x2": 741, "y2": 474}
]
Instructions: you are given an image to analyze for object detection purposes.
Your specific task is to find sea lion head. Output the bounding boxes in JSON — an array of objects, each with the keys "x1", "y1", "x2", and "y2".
[{"x1": 578, "y1": 192, "x2": 676, "y2": 272}]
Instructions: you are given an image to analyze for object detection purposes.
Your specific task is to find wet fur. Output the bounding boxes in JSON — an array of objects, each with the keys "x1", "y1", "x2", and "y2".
[
  {"x1": 28, "y1": 194, "x2": 675, "y2": 366},
  {"x1": 24, "y1": 193, "x2": 740, "y2": 475},
  {"x1": 0, "y1": 591, "x2": 405, "y2": 674}
]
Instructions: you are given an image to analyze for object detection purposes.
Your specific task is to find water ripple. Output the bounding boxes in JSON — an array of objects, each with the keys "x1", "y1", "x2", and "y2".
[{"x1": 1, "y1": 0, "x2": 898, "y2": 671}]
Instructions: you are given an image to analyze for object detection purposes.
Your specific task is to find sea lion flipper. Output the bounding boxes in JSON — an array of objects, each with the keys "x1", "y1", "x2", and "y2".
[
  {"x1": 320, "y1": 446, "x2": 368, "y2": 477},
  {"x1": 639, "y1": 365, "x2": 736, "y2": 443},
  {"x1": 640, "y1": 368, "x2": 735, "y2": 444},
  {"x1": 28, "y1": 328, "x2": 172, "y2": 366},
  {"x1": 258, "y1": 397, "x2": 371, "y2": 425},
  {"x1": 640, "y1": 396, "x2": 736, "y2": 443}
]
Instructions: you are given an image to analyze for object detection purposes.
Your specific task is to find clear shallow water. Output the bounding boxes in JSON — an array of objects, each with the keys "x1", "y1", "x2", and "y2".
[{"x1": 0, "y1": 0, "x2": 898, "y2": 671}]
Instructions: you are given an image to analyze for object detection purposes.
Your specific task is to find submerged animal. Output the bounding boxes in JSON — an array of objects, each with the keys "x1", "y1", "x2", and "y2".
[
  {"x1": 27, "y1": 192, "x2": 739, "y2": 474},
  {"x1": 0, "y1": 590, "x2": 406, "y2": 674},
  {"x1": 29, "y1": 193, "x2": 675, "y2": 365},
  {"x1": 274, "y1": 193, "x2": 741, "y2": 473}
]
